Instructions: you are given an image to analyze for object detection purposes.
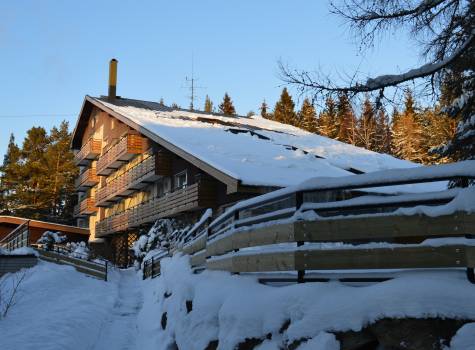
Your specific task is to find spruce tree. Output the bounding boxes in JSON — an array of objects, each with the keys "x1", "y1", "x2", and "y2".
[
  {"x1": 336, "y1": 93, "x2": 357, "y2": 144},
  {"x1": 159, "y1": 98, "x2": 165, "y2": 107},
  {"x1": 434, "y1": 72, "x2": 472, "y2": 163},
  {"x1": 273, "y1": 88, "x2": 297, "y2": 126},
  {"x1": 299, "y1": 98, "x2": 318, "y2": 132},
  {"x1": 260, "y1": 100, "x2": 268, "y2": 119},
  {"x1": 0, "y1": 134, "x2": 21, "y2": 214},
  {"x1": 317, "y1": 97, "x2": 338, "y2": 138},
  {"x1": 356, "y1": 96, "x2": 377, "y2": 150},
  {"x1": 219, "y1": 93, "x2": 236, "y2": 116},
  {"x1": 391, "y1": 90, "x2": 425, "y2": 162},
  {"x1": 374, "y1": 108, "x2": 392, "y2": 154},
  {"x1": 204, "y1": 95, "x2": 214, "y2": 113}
]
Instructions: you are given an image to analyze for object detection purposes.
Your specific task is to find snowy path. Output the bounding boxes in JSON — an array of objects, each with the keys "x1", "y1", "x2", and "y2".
[{"x1": 89, "y1": 269, "x2": 143, "y2": 350}]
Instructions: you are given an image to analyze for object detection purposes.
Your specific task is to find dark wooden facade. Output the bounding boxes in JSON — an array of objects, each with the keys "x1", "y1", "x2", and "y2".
[{"x1": 0, "y1": 216, "x2": 89, "y2": 245}]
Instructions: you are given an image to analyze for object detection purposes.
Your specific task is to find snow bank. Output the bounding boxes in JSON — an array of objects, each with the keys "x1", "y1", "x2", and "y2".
[
  {"x1": 0, "y1": 261, "x2": 117, "y2": 350},
  {"x1": 136, "y1": 255, "x2": 475, "y2": 350}
]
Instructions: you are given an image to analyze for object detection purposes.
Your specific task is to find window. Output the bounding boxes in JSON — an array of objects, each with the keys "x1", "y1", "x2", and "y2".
[{"x1": 174, "y1": 171, "x2": 187, "y2": 190}]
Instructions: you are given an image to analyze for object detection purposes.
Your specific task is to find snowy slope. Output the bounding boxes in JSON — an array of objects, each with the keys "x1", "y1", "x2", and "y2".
[
  {"x1": 0, "y1": 262, "x2": 118, "y2": 350},
  {"x1": 95, "y1": 97, "x2": 417, "y2": 187},
  {"x1": 1, "y1": 258, "x2": 474, "y2": 350}
]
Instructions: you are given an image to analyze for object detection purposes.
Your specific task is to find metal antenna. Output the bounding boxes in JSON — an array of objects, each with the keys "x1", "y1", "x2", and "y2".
[{"x1": 183, "y1": 54, "x2": 205, "y2": 111}]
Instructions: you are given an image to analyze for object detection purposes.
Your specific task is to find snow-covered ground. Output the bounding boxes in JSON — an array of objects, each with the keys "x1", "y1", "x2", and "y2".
[{"x1": 1, "y1": 258, "x2": 474, "y2": 350}]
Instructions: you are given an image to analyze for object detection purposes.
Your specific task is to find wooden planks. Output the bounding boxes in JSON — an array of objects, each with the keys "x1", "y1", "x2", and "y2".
[
  {"x1": 207, "y1": 245, "x2": 475, "y2": 273},
  {"x1": 0, "y1": 255, "x2": 38, "y2": 276},
  {"x1": 205, "y1": 212, "x2": 475, "y2": 257},
  {"x1": 294, "y1": 212, "x2": 475, "y2": 243}
]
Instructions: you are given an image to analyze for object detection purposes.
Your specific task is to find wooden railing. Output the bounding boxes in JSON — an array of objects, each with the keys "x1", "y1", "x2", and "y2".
[
  {"x1": 96, "y1": 134, "x2": 144, "y2": 176},
  {"x1": 0, "y1": 220, "x2": 30, "y2": 251},
  {"x1": 74, "y1": 138, "x2": 101, "y2": 165},
  {"x1": 77, "y1": 197, "x2": 97, "y2": 216},
  {"x1": 75, "y1": 167, "x2": 99, "y2": 190},
  {"x1": 96, "y1": 179, "x2": 215, "y2": 237},
  {"x1": 142, "y1": 161, "x2": 475, "y2": 283},
  {"x1": 95, "y1": 154, "x2": 159, "y2": 207}
]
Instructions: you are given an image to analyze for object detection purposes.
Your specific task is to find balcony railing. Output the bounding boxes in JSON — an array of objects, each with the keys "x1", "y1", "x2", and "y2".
[
  {"x1": 96, "y1": 134, "x2": 144, "y2": 176},
  {"x1": 95, "y1": 179, "x2": 216, "y2": 237},
  {"x1": 95, "y1": 154, "x2": 160, "y2": 207},
  {"x1": 74, "y1": 138, "x2": 101, "y2": 165},
  {"x1": 75, "y1": 167, "x2": 99, "y2": 190},
  {"x1": 74, "y1": 197, "x2": 97, "y2": 217}
]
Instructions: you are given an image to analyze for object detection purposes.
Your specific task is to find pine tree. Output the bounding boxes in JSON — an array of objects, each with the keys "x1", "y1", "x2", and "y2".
[
  {"x1": 0, "y1": 123, "x2": 78, "y2": 223},
  {"x1": 44, "y1": 121, "x2": 78, "y2": 222},
  {"x1": 159, "y1": 98, "x2": 165, "y2": 107},
  {"x1": 317, "y1": 97, "x2": 338, "y2": 138},
  {"x1": 219, "y1": 93, "x2": 236, "y2": 116},
  {"x1": 336, "y1": 93, "x2": 357, "y2": 144},
  {"x1": 204, "y1": 95, "x2": 214, "y2": 113},
  {"x1": 299, "y1": 98, "x2": 318, "y2": 132},
  {"x1": 273, "y1": 88, "x2": 297, "y2": 126},
  {"x1": 260, "y1": 100, "x2": 268, "y2": 119},
  {"x1": 356, "y1": 96, "x2": 377, "y2": 150}
]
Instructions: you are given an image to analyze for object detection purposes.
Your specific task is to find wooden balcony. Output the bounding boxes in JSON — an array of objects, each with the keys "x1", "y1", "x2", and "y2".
[
  {"x1": 95, "y1": 179, "x2": 216, "y2": 237},
  {"x1": 95, "y1": 154, "x2": 160, "y2": 207},
  {"x1": 75, "y1": 167, "x2": 99, "y2": 190},
  {"x1": 96, "y1": 134, "x2": 144, "y2": 176},
  {"x1": 73, "y1": 197, "x2": 97, "y2": 217},
  {"x1": 74, "y1": 138, "x2": 101, "y2": 165}
]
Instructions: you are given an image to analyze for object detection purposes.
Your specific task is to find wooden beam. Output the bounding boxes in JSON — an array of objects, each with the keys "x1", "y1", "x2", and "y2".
[
  {"x1": 294, "y1": 212, "x2": 475, "y2": 242},
  {"x1": 206, "y1": 245, "x2": 475, "y2": 273}
]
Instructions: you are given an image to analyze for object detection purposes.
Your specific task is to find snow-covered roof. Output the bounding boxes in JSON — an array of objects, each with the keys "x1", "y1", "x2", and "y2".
[{"x1": 80, "y1": 96, "x2": 420, "y2": 188}]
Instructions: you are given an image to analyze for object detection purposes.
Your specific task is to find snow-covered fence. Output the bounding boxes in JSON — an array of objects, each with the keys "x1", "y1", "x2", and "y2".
[
  {"x1": 36, "y1": 247, "x2": 108, "y2": 281},
  {"x1": 144, "y1": 161, "x2": 475, "y2": 283},
  {"x1": 0, "y1": 254, "x2": 37, "y2": 277},
  {"x1": 0, "y1": 221, "x2": 30, "y2": 251},
  {"x1": 205, "y1": 161, "x2": 475, "y2": 282}
]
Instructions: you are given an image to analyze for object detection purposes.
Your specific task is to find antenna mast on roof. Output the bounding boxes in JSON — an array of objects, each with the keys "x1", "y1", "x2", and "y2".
[{"x1": 184, "y1": 54, "x2": 205, "y2": 111}]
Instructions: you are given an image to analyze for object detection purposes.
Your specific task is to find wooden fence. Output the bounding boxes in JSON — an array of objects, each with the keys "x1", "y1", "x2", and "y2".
[
  {"x1": 0, "y1": 220, "x2": 30, "y2": 251},
  {"x1": 0, "y1": 254, "x2": 38, "y2": 277},
  {"x1": 141, "y1": 161, "x2": 475, "y2": 283},
  {"x1": 36, "y1": 246, "x2": 108, "y2": 281}
]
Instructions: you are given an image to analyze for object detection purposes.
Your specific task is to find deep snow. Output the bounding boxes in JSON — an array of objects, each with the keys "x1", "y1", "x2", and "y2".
[{"x1": 1, "y1": 258, "x2": 474, "y2": 350}]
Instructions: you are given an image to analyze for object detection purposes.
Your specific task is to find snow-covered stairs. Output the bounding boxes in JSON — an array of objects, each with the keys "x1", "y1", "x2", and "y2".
[{"x1": 90, "y1": 269, "x2": 143, "y2": 350}]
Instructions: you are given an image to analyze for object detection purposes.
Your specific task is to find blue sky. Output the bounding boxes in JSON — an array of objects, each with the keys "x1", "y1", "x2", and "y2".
[{"x1": 0, "y1": 0, "x2": 419, "y2": 159}]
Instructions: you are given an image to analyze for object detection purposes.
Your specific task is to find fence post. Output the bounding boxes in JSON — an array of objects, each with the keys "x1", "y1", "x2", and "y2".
[
  {"x1": 105, "y1": 261, "x2": 108, "y2": 282},
  {"x1": 151, "y1": 256, "x2": 154, "y2": 278}
]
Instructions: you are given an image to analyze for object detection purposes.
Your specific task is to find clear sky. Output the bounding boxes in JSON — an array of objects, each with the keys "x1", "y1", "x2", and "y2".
[{"x1": 0, "y1": 0, "x2": 419, "y2": 159}]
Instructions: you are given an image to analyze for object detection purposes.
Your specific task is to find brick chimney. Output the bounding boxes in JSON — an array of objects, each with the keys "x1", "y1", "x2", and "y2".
[{"x1": 108, "y1": 58, "x2": 118, "y2": 100}]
